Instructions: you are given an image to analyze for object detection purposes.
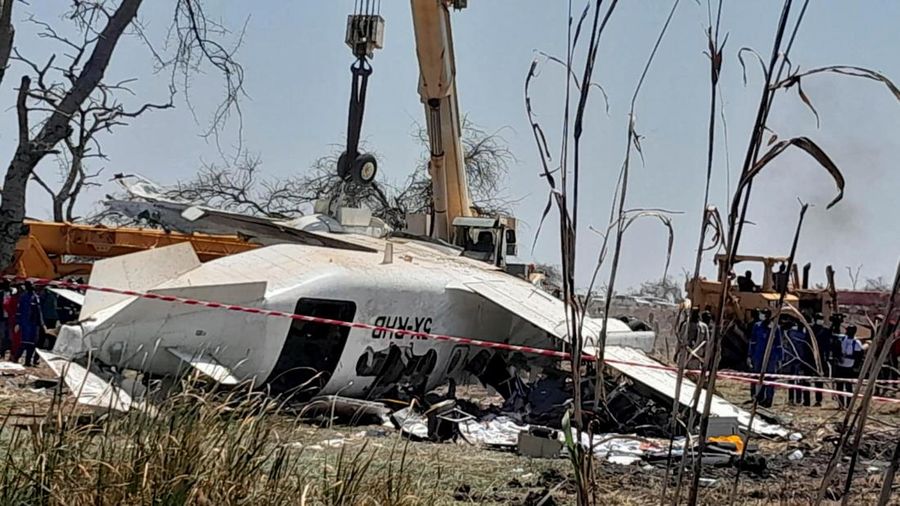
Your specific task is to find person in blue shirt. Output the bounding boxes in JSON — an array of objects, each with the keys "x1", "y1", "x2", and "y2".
[
  {"x1": 748, "y1": 309, "x2": 783, "y2": 407},
  {"x1": 37, "y1": 287, "x2": 58, "y2": 350},
  {"x1": 785, "y1": 322, "x2": 812, "y2": 406},
  {"x1": 13, "y1": 282, "x2": 43, "y2": 367},
  {"x1": 747, "y1": 309, "x2": 764, "y2": 398}
]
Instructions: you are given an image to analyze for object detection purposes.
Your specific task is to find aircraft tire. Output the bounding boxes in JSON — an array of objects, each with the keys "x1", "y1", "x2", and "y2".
[{"x1": 351, "y1": 153, "x2": 378, "y2": 185}]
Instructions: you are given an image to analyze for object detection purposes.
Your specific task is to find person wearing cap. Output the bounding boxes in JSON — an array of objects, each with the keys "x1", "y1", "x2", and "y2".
[
  {"x1": 809, "y1": 312, "x2": 833, "y2": 407},
  {"x1": 834, "y1": 324, "x2": 864, "y2": 409},
  {"x1": 13, "y1": 282, "x2": 43, "y2": 367}
]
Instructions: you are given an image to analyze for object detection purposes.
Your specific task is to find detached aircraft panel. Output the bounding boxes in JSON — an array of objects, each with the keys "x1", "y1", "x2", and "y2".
[
  {"x1": 81, "y1": 242, "x2": 201, "y2": 320},
  {"x1": 38, "y1": 350, "x2": 135, "y2": 412},
  {"x1": 49, "y1": 288, "x2": 85, "y2": 307}
]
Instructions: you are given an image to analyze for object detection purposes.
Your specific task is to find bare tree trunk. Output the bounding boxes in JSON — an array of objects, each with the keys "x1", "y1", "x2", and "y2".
[
  {"x1": 0, "y1": 0, "x2": 143, "y2": 270},
  {"x1": 0, "y1": 76, "x2": 37, "y2": 269},
  {"x1": 0, "y1": 0, "x2": 16, "y2": 253},
  {"x1": 0, "y1": 0, "x2": 14, "y2": 86},
  {"x1": 53, "y1": 144, "x2": 84, "y2": 222}
]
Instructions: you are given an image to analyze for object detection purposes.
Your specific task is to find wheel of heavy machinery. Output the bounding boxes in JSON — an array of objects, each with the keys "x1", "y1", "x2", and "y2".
[
  {"x1": 337, "y1": 151, "x2": 352, "y2": 181},
  {"x1": 351, "y1": 153, "x2": 378, "y2": 184}
]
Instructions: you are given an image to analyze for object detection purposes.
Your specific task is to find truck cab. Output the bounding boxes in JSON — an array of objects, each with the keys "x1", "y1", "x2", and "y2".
[{"x1": 451, "y1": 216, "x2": 518, "y2": 267}]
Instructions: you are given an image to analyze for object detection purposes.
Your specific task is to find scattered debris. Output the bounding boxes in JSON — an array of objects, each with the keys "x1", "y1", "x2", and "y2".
[
  {"x1": 600, "y1": 346, "x2": 789, "y2": 437},
  {"x1": 0, "y1": 361, "x2": 25, "y2": 374},
  {"x1": 788, "y1": 449, "x2": 804, "y2": 461},
  {"x1": 301, "y1": 395, "x2": 392, "y2": 425},
  {"x1": 460, "y1": 416, "x2": 528, "y2": 447},
  {"x1": 517, "y1": 427, "x2": 563, "y2": 459}
]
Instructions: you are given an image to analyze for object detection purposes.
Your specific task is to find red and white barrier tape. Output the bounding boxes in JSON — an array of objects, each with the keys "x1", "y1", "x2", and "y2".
[
  {"x1": 7, "y1": 276, "x2": 900, "y2": 402},
  {"x1": 609, "y1": 359, "x2": 900, "y2": 386},
  {"x1": 717, "y1": 373, "x2": 900, "y2": 404}
]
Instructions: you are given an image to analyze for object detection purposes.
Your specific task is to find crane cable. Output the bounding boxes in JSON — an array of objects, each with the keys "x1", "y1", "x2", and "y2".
[{"x1": 354, "y1": 0, "x2": 380, "y2": 17}]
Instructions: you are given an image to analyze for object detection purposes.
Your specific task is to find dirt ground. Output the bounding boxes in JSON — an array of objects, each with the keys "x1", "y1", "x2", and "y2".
[{"x1": 1, "y1": 362, "x2": 898, "y2": 505}]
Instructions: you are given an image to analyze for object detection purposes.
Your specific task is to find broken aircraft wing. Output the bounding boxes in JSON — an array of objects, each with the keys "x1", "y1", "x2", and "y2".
[
  {"x1": 448, "y1": 280, "x2": 655, "y2": 351},
  {"x1": 49, "y1": 287, "x2": 85, "y2": 307},
  {"x1": 449, "y1": 280, "x2": 786, "y2": 437},
  {"x1": 105, "y1": 199, "x2": 376, "y2": 252},
  {"x1": 600, "y1": 346, "x2": 788, "y2": 438}
]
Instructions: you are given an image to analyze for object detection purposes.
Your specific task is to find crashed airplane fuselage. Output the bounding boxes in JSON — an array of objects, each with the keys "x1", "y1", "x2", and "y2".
[{"x1": 56, "y1": 236, "x2": 653, "y2": 400}]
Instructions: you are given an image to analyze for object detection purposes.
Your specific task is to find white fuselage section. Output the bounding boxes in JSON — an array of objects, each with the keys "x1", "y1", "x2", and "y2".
[{"x1": 58, "y1": 234, "x2": 645, "y2": 398}]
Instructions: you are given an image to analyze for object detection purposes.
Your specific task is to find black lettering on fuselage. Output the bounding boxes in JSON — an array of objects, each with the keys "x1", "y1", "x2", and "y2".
[{"x1": 370, "y1": 315, "x2": 434, "y2": 340}]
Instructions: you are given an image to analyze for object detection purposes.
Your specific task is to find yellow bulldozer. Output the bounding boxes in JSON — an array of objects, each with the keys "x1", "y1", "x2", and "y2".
[{"x1": 686, "y1": 254, "x2": 837, "y2": 369}]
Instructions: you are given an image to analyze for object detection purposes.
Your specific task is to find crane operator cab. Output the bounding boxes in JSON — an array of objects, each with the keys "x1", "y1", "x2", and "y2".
[{"x1": 451, "y1": 216, "x2": 518, "y2": 268}]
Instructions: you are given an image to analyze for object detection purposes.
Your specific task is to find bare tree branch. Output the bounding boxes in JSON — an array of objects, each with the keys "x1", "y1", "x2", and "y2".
[
  {"x1": 153, "y1": 118, "x2": 515, "y2": 232},
  {"x1": 131, "y1": 0, "x2": 246, "y2": 150},
  {"x1": 0, "y1": 0, "x2": 144, "y2": 269},
  {"x1": 13, "y1": 3, "x2": 174, "y2": 223}
]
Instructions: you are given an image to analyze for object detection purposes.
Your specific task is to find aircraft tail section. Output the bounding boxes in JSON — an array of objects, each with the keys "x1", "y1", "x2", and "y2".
[
  {"x1": 104, "y1": 281, "x2": 268, "y2": 326},
  {"x1": 80, "y1": 242, "x2": 201, "y2": 320}
]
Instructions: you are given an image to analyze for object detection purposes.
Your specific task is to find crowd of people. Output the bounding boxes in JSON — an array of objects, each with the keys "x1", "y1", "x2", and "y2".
[
  {"x1": 0, "y1": 280, "x2": 80, "y2": 367},
  {"x1": 747, "y1": 309, "x2": 868, "y2": 409}
]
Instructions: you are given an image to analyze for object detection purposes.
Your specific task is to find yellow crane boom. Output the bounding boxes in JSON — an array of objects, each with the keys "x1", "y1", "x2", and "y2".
[
  {"x1": 6, "y1": 220, "x2": 259, "y2": 280},
  {"x1": 410, "y1": 0, "x2": 473, "y2": 242}
]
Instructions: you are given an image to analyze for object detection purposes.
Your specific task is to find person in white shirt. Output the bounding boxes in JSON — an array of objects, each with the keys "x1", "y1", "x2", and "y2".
[{"x1": 833, "y1": 325, "x2": 864, "y2": 409}]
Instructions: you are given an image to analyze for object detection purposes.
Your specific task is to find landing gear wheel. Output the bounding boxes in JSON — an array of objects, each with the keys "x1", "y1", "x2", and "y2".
[
  {"x1": 351, "y1": 153, "x2": 378, "y2": 185},
  {"x1": 337, "y1": 151, "x2": 351, "y2": 181}
]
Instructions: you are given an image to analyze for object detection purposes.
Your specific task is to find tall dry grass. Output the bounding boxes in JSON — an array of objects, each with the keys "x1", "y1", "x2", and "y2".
[{"x1": 0, "y1": 380, "x2": 427, "y2": 505}]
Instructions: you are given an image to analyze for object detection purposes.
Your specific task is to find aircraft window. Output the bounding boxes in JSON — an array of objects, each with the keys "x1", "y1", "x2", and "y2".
[{"x1": 266, "y1": 298, "x2": 356, "y2": 397}]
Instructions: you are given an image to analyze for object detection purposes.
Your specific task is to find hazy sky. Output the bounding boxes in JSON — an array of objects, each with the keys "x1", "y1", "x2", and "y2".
[{"x1": 3, "y1": 1, "x2": 898, "y2": 290}]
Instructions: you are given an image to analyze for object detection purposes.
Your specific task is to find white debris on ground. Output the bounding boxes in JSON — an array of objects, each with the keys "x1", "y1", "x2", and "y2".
[
  {"x1": 0, "y1": 361, "x2": 26, "y2": 374},
  {"x1": 459, "y1": 416, "x2": 529, "y2": 446},
  {"x1": 575, "y1": 432, "x2": 688, "y2": 466},
  {"x1": 391, "y1": 407, "x2": 430, "y2": 440},
  {"x1": 457, "y1": 414, "x2": 690, "y2": 467}
]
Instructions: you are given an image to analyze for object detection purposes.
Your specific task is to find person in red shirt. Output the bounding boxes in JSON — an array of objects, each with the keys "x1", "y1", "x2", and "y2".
[
  {"x1": 2, "y1": 286, "x2": 21, "y2": 360},
  {"x1": 0, "y1": 280, "x2": 9, "y2": 359}
]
